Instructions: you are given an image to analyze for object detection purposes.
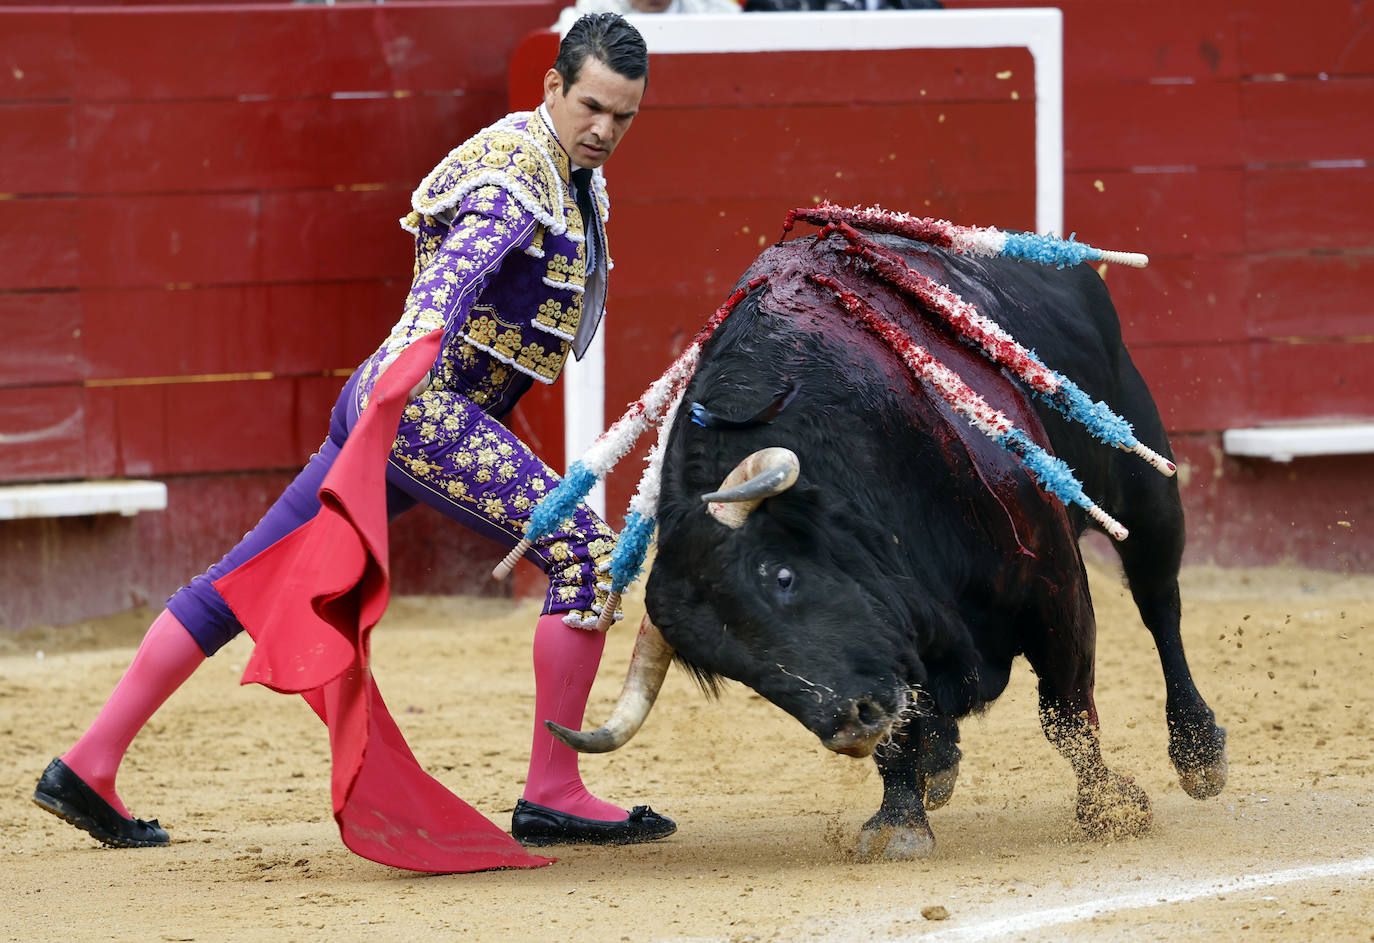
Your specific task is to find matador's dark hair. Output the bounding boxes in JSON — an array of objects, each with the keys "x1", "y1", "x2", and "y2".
[{"x1": 554, "y1": 13, "x2": 649, "y2": 90}]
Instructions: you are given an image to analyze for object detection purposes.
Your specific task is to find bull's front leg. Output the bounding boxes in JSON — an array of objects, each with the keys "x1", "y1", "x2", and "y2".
[
  {"x1": 857, "y1": 715, "x2": 960, "y2": 860},
  {"x1": 1038, "y1": 686, "x2": 1152, "y2": 840},
  {"x1": 916, "y1": 712, "x2": 962, "y2": 809}
]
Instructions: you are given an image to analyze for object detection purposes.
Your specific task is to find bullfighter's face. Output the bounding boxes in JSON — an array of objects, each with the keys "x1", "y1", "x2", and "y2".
[{"x1": 543, "y1": 56, "x2": 645, "y2": 171}]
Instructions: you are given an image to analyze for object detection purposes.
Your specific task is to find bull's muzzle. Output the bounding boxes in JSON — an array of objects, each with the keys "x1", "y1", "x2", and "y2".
[
  {"x1": 545, "y1": 614, "x2": 675, "y2": 753},
  {"x1": 823, "y1": 700, "x2": 895, "y2": 757},
  {"x1": 821, "y1": 691, "x2": 911, "y2": 757},
  {"x1": 700, "y1": 447, "x2": 801, "y2": 528}
]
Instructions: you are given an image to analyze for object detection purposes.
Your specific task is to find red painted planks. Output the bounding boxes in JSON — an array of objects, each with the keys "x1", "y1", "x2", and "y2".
[
  {"x1": 1171, "y1": 433, "x2": 1374, "y2": 570},
  {"x1": 1102, "y1": 256, "x2": 1250, "y2": 348},
  {"x1": 114, "y1": 378, "x2": 301, "y2": 476},
  {"x1": 1130, "y1": 341, "x2": 1255, "y2": 433},
  {"x1": 262, "y1": 280, "x2": 404, "y2": 374},
  {"x1": 945, "y1": 0, "x2": 1240, "y2": 83},
  {"x1": 109, "y1": 383, "x2": 164, "y2": 478},
  {"x1": 1248, "y1": 340, "x2": 1374, "y2": 421},
  {"x1": 294, "y1": 374, "x2": 348, "y2": 460},
  {"x1": 0, "y1": 197, "x2": 81, "y2": 291},
  {"x1": 77, "y1": 99, "x2": 414, "y2": 194},
  {"x1": 1240, "y1": 78, "x2": 1374, "y2": 165},
  {"x1": 1135, "y1": 338, "x2": 1374, "y2": 430},
  {"x1": 610, "y1": 101, "x2": 1034, "y2": 203},
  {"x1": 641, "y1": 48, "x2": 1035, "y2": 109},
  {"x1": 70, "y1": 2, "x2": 561, "y2": 102},
  {"x1": 1064, "y1": 81, "x2": 1242, "y2": 171},
  {"x1": 79, "y1": 280, "x2": 401, "y2": 382},
  {"x1": 78, "y1": 193, "x2": 263, "y2": 289},
  {"x1": 1065, "y1": 168, "x2": 1245, "y2": 258},
  {"x1": 955, "y1": 0, "x2": 1373, "y2": 81},
  {"x1": 507, "y1": 28, "x2": 559, "y2": 111},
  {"x1": 607, "y1": 192, "x2": 1034, "y2": 309},
  {"x1": 1245, "y1": 166, "x2": 1374, "y2": 251},
  {"x1": 609, "y1": 199, "x2": 799, "y2": 299},
  {"x1": 0, "y1": 384, "x2": 87, "y2": 482},
  {"x1": 1247, "y1": 255, "x2": 1374, "y2": 339},
  {"x1": 1, "y1": 104, "x2": 76, "y2": 195},
  {"x1": 1234, "y1": 0, "x2": 1374, "y2": 76},
  {"x1": 258, "y1": 189, "x2": 415, "y2": 284},
  {"x1": 83, "y1": 386, "x2": 118, "y2": 479},
  {"x1": 75, "y1": 92, "x2": 507, "y2": 195},
  {"x1": 0, "y1": 11, "x2": 74, "y2": 102},
  {"x1": 0, "y1": 291, "x2": 85, "y2": 387}
]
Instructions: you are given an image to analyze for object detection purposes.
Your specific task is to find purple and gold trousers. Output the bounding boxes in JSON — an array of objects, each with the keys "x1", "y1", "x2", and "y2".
[{"x1": 167, "y1": 363, "x2": 615, "y2": 656}]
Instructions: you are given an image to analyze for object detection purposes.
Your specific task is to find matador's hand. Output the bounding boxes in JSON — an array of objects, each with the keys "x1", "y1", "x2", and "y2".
[{"x1": 408, "y1": 371, "x2": 433, "y2": 401}]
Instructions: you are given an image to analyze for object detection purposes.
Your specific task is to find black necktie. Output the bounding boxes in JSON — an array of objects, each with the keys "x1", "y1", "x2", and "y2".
[{"x1": 571, "y1": 168, "x2": 595, "y2": 231}]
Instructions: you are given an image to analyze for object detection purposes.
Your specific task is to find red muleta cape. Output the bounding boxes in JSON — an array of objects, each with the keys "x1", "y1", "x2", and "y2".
[{"x1": 214, "y1": 330, "x2": 552, "y2": 873}]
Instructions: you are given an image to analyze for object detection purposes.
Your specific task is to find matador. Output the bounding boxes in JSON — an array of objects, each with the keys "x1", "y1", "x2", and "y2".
[{"x1": 34, "y1": 13, "x2": 675, "y2": 872}]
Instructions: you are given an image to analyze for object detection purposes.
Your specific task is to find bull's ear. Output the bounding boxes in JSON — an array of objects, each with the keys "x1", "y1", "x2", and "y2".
[
  {"x1": 689, "y1": 381, "x2": 801, "y2": 430},
  {"x1": 751, "y1": 380, "x2": 801, "y2": 424}
]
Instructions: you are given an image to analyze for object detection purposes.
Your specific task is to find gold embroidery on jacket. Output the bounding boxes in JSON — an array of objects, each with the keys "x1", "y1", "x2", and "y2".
[
  {"x1": 463, "y1": 306, "x2": 570, "y2": 383},
  {"x1": 544, "y1": 253, "x2": 585, "y2": 289},
  {"x1": 533, "y1": 296, "x2": 584, "y2": 340}
]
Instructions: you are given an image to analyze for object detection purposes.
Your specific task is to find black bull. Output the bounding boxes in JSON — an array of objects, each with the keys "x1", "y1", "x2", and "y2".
[{"x1": 567, "y1": 225, "x2": 1228, "y2": 858}]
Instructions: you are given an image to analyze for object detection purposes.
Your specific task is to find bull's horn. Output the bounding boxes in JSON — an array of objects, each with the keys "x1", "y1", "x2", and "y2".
[
  {"x1": 545, "y1": 614, "x2": 674, "y2": 753},
  {"x1": 700, "y1": 447, "x2": 800, "y2": 529}
]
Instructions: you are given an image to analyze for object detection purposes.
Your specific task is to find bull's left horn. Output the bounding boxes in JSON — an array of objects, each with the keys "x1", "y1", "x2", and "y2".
[
  {"x1": 546, "y1": 614, "x2": 674, "y2": 753},
  {"x1": 701, "y1": 447, "x2": 800, "y2": 529}
]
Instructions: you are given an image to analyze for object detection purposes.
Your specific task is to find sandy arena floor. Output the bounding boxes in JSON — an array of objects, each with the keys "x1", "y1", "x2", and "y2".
[{"x1": 2, "y1": 559, "x2": 1372, "y2": 942}]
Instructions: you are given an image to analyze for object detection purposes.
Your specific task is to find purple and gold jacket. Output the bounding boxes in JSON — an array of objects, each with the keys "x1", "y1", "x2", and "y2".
[{"x1": 358, "y1": 105, "x2": 611, "y2": 417}]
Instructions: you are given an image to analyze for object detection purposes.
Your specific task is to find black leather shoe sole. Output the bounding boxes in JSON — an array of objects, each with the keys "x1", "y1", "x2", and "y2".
[
  {"x1": 511, "y1": 799, "x2": 676, "y2": 847},
  {"x1": 33, "y1": 758, "x2": 169, "y2": 849}
]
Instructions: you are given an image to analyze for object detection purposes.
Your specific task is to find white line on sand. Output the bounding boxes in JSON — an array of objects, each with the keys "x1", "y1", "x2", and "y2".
[{"x1": 890, "y1": 854, "x2": 1374, "y2": 942}]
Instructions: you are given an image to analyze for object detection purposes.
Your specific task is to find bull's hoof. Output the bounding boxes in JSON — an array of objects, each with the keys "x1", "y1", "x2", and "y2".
[
  {"x1": 1177, "y1": 752, "x2": 1228, "y2": 799},
  {"x1": 1171, "y1": 724, "x2": 1228, "y2": 799},
  {"x1": 856, "y1": 822, "x2": 935, "y2": 861},
  {"x1": 922, "y1": 761, "x2": 959, "y2": 810},
  {"x1": 1076, "y1": 772, "x2": 1152, "y2": 840}
]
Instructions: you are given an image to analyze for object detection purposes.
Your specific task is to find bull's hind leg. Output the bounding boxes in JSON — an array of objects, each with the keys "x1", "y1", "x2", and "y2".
[
  {"x1": 1037, "y1": 686, "x2": 1152, "y2": 839},
  {"x1": 857, "y1": 714, "x2": 960, "y2": 860},
  {"x1": 1024, "y1": 585, "x2": 1151, "y2": 840},
  {"x1": 1111, "y1": 439, "x2": 1228, "y2": 798}
]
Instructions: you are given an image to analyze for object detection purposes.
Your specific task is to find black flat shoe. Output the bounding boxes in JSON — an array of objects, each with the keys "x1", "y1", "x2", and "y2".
[
  {"x1": 511, "y1": 799, "x2": 676, "y2": 847},
  {"x1": 33, "y1": 758, "x2": 170, "y2": 848}
]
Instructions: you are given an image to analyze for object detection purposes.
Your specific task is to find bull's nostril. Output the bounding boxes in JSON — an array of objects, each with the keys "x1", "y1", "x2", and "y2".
[{"x1": 855, "y1": 698, "x2": 884, "y2": 728}]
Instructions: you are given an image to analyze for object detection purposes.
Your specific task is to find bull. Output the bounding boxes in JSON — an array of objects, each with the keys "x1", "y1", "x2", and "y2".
[{"x1": 552, "y1": 209, "x2": 1228, "y2": 858}]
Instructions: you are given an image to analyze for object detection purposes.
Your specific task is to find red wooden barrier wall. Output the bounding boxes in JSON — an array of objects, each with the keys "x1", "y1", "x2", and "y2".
[
  {"x1": 941, "y1": 0, "x2": 1374, "y2": 568},
  {"x1": 2, "y1": 1, "x2": 1371, "y2": 632},
  {"x1": 0, "y1": 1, "x2": 563, "y2": 629},
  {"x1": 1, "y1": 0, "x2": 560, "y2": 483}
]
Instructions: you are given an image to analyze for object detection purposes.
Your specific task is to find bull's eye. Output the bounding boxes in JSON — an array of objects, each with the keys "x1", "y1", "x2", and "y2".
[{"x1": 776, "y1": 567, "x2": 794, "y2": 590}]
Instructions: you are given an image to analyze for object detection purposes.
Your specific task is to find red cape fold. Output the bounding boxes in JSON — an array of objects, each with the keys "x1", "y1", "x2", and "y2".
[{"x1": 214, "y1": 330, "x2": 552, "y2": 873}]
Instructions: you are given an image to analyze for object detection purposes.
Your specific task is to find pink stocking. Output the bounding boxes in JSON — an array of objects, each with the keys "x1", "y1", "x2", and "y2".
[
  {"x1": 61, "y1": 608, "x2": 207, "y2": 818},
  {"x1": 522, "y1": 612, "x2": 626, "y2": 821}
]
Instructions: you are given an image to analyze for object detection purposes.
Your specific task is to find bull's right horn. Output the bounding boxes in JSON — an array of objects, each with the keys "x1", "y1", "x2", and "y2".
[
  {"x1": 546, "y1": 614, "x2": 674, "y2": 753},
  {"x1": 700, "y1": 447, "x2": 800, "y2": 529}
]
